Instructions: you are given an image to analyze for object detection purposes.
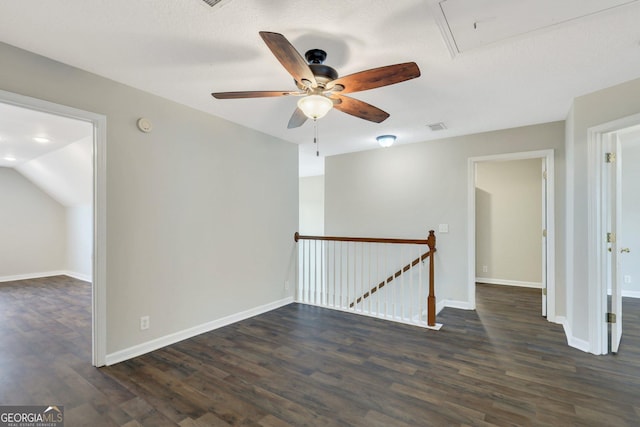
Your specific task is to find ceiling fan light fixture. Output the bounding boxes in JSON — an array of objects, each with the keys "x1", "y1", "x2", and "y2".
[
  {"x1": 297, "y1": 95, "x2": 333, "y2": 120},
  {"x1": 377, "y1": 134, "x2": 396, "y2": 148}
]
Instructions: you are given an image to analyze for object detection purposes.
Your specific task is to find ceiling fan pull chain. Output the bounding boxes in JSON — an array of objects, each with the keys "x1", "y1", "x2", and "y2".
[{"x1": 314, "y1": 119, "x2": 320, "y2": 157}]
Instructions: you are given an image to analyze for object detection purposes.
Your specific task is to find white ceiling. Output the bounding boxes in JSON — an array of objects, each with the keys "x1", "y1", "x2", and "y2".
[
  {"x1": 0, "y1": 102, "x2": 92, "y2": 167},
  {"x1": 1, "y1": 0, "x2": 640, "y2": 176}
]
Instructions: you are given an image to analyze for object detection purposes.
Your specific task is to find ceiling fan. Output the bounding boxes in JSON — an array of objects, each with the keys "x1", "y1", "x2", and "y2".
[{"x1": 211, "y1": 31, "x2": 421, "y2": 129}]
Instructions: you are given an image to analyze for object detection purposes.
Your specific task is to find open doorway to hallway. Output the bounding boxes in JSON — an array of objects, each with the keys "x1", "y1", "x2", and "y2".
[
  {"x1": 0, "y1": 89, "x2": 107, "y2": 365},
  {"x1": 598, "y1": 123, "x2": 640, "y2": 354},
  {"x1": 468, "y1": 150, "x2": 555, "y2": 321}
]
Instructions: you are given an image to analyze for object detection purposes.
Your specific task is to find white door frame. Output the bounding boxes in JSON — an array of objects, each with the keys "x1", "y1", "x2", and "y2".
[
  {"x1": 587, "y1": 112, "x2": 640, "y2": 355},
  {"x1": 467, "y1": 149, "x2": 556, "y2": 321},
  {"x1": 0, "y1": 89, "x2": 107, "y2": 366}
]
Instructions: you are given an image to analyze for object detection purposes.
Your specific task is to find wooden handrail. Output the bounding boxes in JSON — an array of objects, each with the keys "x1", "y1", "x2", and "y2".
[
  {"x1": 295, "y1": 230, "x2": 437, "y2": 327},
  {"x1": 295, "y1": 232, "x2": 429, "y2": 245},
  {"x1": 349, "y1": 249, "x2": 435, "y2": 307}
]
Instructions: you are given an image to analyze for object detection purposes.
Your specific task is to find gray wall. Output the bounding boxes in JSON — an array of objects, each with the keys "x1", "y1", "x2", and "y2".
[
  {"x1": 0, "y1": 42, "x2": 298, "y2": 356},
  {"x1": 325, "y1": 122, "x2": 565, "y2": 307},
  {"x1": 476, "y1": 159, "x2": 543, "y2": 286},
  {"x1": 0, "y1": 167, "x2": 66, "y2": 278},
  {"x1": 66, "y1": 204, "x2": 92, "y2": 281},
  {"x1": 299, "y1": 175, "x2": 324, "y2": 235}
]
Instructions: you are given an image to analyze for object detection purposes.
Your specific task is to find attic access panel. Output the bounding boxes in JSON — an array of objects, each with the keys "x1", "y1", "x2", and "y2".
[{"x1": 431, "y1": 0, "x2": 638, "y2": 55}]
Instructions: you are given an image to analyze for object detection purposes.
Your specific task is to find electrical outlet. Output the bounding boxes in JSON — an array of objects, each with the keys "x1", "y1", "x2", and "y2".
[
  {"x1": 624, "y1": 275, "x2": 632, "y2": 284},
  {"x1": 284, "y1": 280, "x2": 290, "y2": 290},
  {"x1": 482, "y1": 265, "x2": 488, "y2": 273},
  {"x1": 140, "y1": 316, "x2": 150, "y2": 330}
]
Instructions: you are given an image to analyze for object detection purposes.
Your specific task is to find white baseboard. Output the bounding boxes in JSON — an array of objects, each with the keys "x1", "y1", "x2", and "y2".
[
  {"x1": 105, "y1": 296, "x2": 294, "y2": 366},
  {"x1": 476, "y1": 278, "x2": 542, "y2": 289},
  {"x1": 63, "y1": 271, "x2": 92, "y2": 282},
  {"x1": 622, "y1": 290, "x2": 640, "y2": 298},
  {"x1": 556, "y1": 316, "x2": 590, "y2": 353},
  {"x1": 0, "y1": 270, "x2": 68, "y2": 283},
  {"x1": 0, "y1": 271, "x2": 92, "y2": 283},
  {"x1": 607, "y1": 289, "x2": 640, "y2": 298},
  {"x1": 436, "y1": 299, "x2": 473, "y2": 310}
]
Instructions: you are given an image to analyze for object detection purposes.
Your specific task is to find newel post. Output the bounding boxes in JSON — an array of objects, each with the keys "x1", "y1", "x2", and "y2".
[{"x1": 427, "y1": 229, "x2": 437, "y2": 327}]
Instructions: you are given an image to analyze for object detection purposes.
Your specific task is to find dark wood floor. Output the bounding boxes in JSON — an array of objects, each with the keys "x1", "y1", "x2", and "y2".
[{"x1": 2, "y1": 277, "x2": 640, "y2": 426}]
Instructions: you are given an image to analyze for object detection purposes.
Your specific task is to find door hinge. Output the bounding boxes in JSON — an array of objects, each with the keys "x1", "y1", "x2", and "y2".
[
  {"x1": 542, "y1": 288, "x2": 547, "y2": 296},
  {"x1": 607, "y1": 232, "x2": 616, "y2": 243},
  {"x1": 607, "y1": 312, "x2": 617, "y2": 323},
  {"x1": 605, "y1": 152, "x2": 616, "y2": 163},
  {"x1": 542, "y1": 229, "x2": 547, "y2": 238},
  {"x1": 542, "y1": 170, "x2": 547, "y2": 180}
]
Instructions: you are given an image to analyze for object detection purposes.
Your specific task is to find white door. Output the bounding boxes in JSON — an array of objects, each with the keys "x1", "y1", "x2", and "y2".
[
  {"x1": 608, "y1": 134, "x2": 623, "y2": 354},
  {"x1": 541, "y1": 159, "x2": 548, "y2": 317}
]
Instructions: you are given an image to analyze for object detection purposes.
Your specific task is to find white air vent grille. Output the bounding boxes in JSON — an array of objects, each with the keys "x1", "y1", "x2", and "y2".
[
  {"x1": 428, "y1": 122, "x2": 447, "y2": 131},
  {"x1": 201, "y1": 0, "x2": 225, "y2": 7}
]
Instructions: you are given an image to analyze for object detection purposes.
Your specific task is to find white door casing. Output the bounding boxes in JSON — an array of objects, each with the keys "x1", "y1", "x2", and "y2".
[
  {"x1": 542, "y1": 159, "x2": 548, "y2": 317},
  {"x1": 587, "y1": 112, "x2": 640, "y2": 355},
  {"x1": 0, "y1": 89, "x2": 107, "y2": 366},
  {"x1": 467, "y1": 149, "x2": 555, "y2": 321}
]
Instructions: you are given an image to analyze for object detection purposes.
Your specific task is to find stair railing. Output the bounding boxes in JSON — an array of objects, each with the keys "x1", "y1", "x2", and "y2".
[{"x1": 294, "y1": 230, "x2": 438, "y2": 328}]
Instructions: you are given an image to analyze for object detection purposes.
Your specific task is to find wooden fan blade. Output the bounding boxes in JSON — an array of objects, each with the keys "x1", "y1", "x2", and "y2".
[
  {"x1": 212, "y1": 90, "x2": 302, "y2": 99},
  {"x1": 259, "y1": 31, "x2": 317, "y2": 88},
  {"x1": 332, "y1": 95, "x2": 390, "y2": 123},
  {"x1": 287, "y1": 107, "x2": 308, "y2": 129},
  {"x1": 329, "y1": 62, "x2": 420, "y2": 94}
]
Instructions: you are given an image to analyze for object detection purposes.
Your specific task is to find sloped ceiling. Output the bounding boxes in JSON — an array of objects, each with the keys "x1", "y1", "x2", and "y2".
[
  {"x1": 16, "y1": 137, "x2": 93, "y2": 207},
  {"x1": 0, "y1": 102, "x2": 93, "y2": 207},
  {"x1": 1, "y1": 0, "x2": 640, "y2": 176}
]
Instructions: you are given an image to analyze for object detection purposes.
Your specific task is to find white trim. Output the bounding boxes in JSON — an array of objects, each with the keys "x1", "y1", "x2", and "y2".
[
  {"x1": 556, "y1": 316, "x2": 591, "y2": 353},
  {"x1": 468, "y1": 150, "x2": 556, "y2": 321},
  {"x1": 622, "y1": 290, "x2": 640, "y2": 298},
  {"x1": 476, "y1": 278, "x2": 542, "y2": 289},
  {"x1": 63, "y1": 271, "x2": 92, "y2": 282},
  {"x1": 105, "y1": 297, "x2": 294, "y2": 366},
  {"x1": 440, "y1": 299, "x2": 474, "y2": 311},
  {"x1": 587, "y1": 112, "x2": 640, "y2": 356},
  {"x1": 0, "y1": 271, "x2": 91, "y2": 283},
  {"x1": 565, "y1": 109, "x2": 575, "y2": 358},
  {"x1": 0, "y1": 89, "x2": 107, "y2": 367},
  {"x1": 425, "y1": 0, "x2": 459, "y2": 59},
  {"x1": 0, "y1": 271, "x2": 68, "y2": 283}
]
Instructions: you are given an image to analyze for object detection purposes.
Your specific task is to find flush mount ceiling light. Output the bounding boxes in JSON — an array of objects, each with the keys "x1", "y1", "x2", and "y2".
[
  {"x1": 297, "y1": 95, "x2": 334, "y2": 120},
  {"x1": 377, "y1": 134, "x2": 396, "y2": 148},
  {"x1": 33, "y1": 136, "x2": 50, "y2": 143}
]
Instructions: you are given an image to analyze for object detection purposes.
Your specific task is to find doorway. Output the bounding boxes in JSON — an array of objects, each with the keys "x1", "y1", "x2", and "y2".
[
  {"x1": 0, "y1": 89, "x2": 107, "y2": 366},
  {"x1": 467, "y1": 150, "x2": 556, "y2": 321},
  {"x1": 588, "y1": 116, "x2": 640, "y2": 354}
]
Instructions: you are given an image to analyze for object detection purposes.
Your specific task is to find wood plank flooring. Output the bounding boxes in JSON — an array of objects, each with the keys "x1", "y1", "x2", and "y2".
[{"x1": 2, "y1": 277, "x2": 640, "y2": 426}]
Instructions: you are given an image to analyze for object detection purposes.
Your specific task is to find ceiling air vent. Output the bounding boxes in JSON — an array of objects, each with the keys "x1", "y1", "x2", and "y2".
[
  {"x1": 427, "y1": 122, "x2": 447, "y2": 131},
  {"x1": 201, "y1": 0, "x2": 226, "y2": 7}
]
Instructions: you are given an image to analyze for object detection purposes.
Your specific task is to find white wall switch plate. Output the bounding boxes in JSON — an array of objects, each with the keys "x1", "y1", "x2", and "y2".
[{"x1": 438, "y1": 224, "x2": 449, "y2": 233}]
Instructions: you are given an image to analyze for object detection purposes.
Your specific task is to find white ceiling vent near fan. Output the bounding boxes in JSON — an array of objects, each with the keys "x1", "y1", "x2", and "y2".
[
  {"x1": 428, "y1": 122, "x2": 447, "y2": 131},
  {"x1": 201, "y1": 0, "x2": 230, "y2": 8}
]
